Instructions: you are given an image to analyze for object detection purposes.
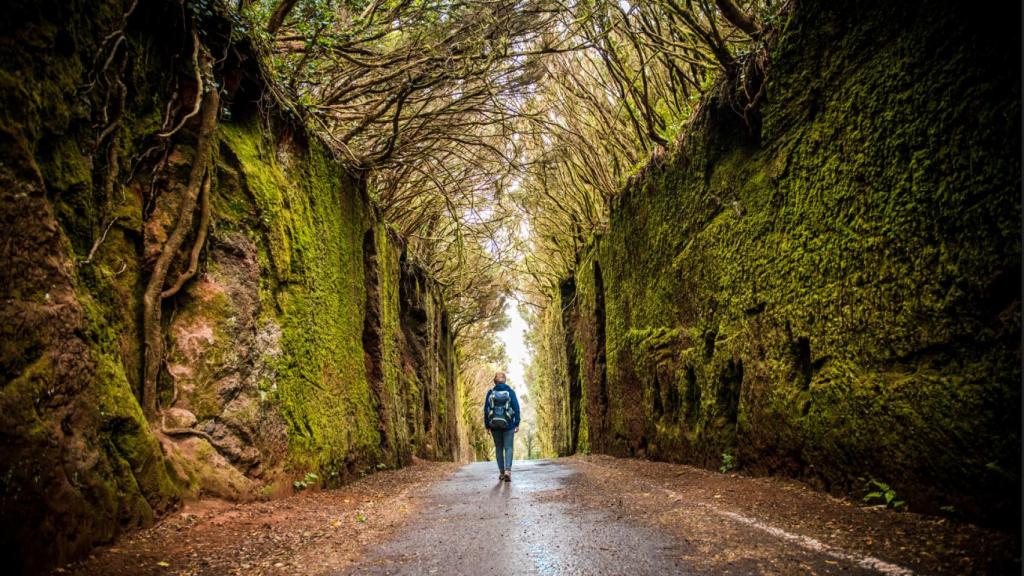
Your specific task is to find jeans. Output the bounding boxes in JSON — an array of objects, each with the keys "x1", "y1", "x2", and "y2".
[{"x1": 491, "y1": 428, "x2": 515, "y2": 473}]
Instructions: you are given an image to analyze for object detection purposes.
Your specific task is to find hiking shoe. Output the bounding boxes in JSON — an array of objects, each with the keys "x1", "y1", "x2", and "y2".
[
  {"x1": 505, "y1": 471, "x2": 512, "y2": 482},
  {"x1": 498, "y1": 472, "x2": 505, "y2": 481}
]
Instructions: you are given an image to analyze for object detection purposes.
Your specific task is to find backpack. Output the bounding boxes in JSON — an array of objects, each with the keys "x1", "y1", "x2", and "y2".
[{"x1": 488, "y1": 389, "x2": 515, "y2": 430}]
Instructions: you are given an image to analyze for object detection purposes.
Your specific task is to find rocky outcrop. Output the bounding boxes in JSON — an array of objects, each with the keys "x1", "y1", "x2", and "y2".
[
  {"x1": 534, "y1": 0, "x2": 1020, "y2": 529},
  {"x1": 0, "y1": 1, "x2": 463, "y2": 572}
]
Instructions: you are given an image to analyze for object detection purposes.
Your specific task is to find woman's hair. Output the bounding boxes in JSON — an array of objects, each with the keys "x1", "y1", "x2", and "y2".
[{"x1": 493, "y1": 371, "x2": 507, "y2": 383}]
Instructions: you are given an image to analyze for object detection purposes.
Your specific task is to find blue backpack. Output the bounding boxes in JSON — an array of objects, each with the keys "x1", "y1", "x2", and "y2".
[{"x1": 488, "y1": 389, "x2": 515, "y2": 429}]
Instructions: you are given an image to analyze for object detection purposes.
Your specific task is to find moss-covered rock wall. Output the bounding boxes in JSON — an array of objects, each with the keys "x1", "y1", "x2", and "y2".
[
  {"x1": 0, "y1": 1, "x2": 463, "y2": 572},
  {"x1": 535, "y1": 0, "x2": 1020, "y2": 528}
]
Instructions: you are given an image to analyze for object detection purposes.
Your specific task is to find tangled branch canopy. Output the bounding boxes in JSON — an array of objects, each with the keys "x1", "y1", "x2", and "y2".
[{"x1": 240, "y1": 0, "x2": 773, "y2": 333}]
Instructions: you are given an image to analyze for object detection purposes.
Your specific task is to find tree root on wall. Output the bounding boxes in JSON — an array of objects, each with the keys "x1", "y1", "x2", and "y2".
[
  {"x1": 141, "y1": 45, "x2": 220, "y2": 420},
  {"x1": 161, "y1": 171, "x2": 211, "y2": 299},
  {"x1": 158, "y1": 365, "x2": 227, "y2": 452}
]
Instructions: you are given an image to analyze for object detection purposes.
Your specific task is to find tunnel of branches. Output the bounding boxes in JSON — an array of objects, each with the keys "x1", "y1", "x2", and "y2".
[{"x1": 0, "y1": 0, "x2": 1019, "y2": 571}]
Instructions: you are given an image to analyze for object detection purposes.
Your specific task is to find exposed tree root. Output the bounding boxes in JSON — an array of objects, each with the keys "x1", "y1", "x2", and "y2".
[
  {"x1": 161, "y1": 171, "x2": 212, "y2": 299},
  {"x1": 141, "y1": 48, "x2": 220, "y2": 420},
  {"x1": 158, "y1": 31, "x2": 204, "y2": 140},
  {"x1": 158, "y1": 363, "x2": 227, "y2": 453},
  {"x1": 160, "y1": 415, "x2": 223, "y2": 447},
  {"x1": 80, "y1": 216, "x2": 120, "y2": 266}
]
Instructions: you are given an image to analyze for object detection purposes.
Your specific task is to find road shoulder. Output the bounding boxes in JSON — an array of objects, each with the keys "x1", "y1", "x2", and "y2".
[
  {"x1": 63, "y1": 460, "x2": 461, "y2": 576},
  {"x1": 564, "y1": 455, "x2": 1019, "y2": 575}
]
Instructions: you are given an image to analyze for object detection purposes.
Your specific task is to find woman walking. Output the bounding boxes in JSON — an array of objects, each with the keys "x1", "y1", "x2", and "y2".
[{"x1": 483, "y1": 371, "x2": 521, "y2": 482}]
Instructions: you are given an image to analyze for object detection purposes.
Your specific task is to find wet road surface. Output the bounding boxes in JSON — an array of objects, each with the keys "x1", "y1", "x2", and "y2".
[
  {"x1": 342, "y1": 459, "x2": 688, "y2": 575},
  {"x1": 66, "y1": 456, "x2": 1016, "y2": 575}
]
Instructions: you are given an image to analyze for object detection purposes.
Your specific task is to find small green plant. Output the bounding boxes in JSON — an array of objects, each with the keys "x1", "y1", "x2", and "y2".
[
  {"x1": 719, "y1": 452, "x2": 735, "y2": 473},
  {"x1": 293, "y1": 471, "x2": 319, "y2": 491},
  {"x1": 862, "y1": 479, "x2": 904, "y2": 510},
  {"x1": 376, "y1": 462, "x2": 387, "y2": 470}
]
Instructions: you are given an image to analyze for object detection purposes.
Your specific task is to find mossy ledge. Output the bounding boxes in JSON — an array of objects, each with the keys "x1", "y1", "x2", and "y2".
[
  {"x1": 0, "y1": 1, "x2": 464, "y2": 572},
  {"x1": 532, "y1": 0, "x2": 1020, "y2": 530}
]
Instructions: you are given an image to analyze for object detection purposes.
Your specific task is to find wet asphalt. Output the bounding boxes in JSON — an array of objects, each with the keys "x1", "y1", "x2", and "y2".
[{"x1": 340, "y1": 459, "x2": 688, "y2": 575}]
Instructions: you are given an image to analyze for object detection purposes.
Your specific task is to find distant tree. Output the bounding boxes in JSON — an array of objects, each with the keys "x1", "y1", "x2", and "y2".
[{"x1": 523, "y1": 428, "x2": 538, "y2": 460}]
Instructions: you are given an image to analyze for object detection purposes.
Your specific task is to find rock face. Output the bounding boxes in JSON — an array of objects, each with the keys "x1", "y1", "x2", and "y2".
[
  {"x1": 0, "y1": 1, "x2": 463, "y2": 573},
  {"x1": 533, "y1": 0, "x2": 1020, "y2": 529}
]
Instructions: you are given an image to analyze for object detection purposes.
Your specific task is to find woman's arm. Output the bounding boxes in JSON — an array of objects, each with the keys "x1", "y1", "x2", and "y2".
[
  {"x1": 511, "y1": 390, "x2": 522, "y2": 428},
  {"x1": 482, "y1": 390, "x2": 491, "y2": 428}
]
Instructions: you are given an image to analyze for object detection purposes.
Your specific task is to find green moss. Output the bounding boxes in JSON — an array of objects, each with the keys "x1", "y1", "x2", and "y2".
[
  {"x1": 2, "y1": 0, "x2": 459, "y2": 571},
  {"x1": 535, "y1": 0, "x2": 1020, "y2": 527},
  {"x1": 83, "y1": 295, "x2": 181, "y2": 512},
  {"x1": 0, "y1": 356, "x2": 54, "y2": 456},
  {"x1": 220, "y1": 119, "x2": 383, "y2": 480},
  {"x1": 377, "y1": 225, "x2": 413, "y2": 466},
  {"x1": 219, "y1": 123, "x2": 296, "y2": 279}
]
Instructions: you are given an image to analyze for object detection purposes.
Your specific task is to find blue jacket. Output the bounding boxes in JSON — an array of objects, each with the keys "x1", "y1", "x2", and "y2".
[{"x1": 483, "y1": 382, "x2": 521, "y2": 429}]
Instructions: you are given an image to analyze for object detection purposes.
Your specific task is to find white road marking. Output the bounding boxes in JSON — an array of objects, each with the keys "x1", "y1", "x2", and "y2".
[
  {"x1": 661, "y1": 483, "x2": 916, "y2": 575},
  {"x1": 714, "y1": 509, "x2": 916, "y2": 576}
]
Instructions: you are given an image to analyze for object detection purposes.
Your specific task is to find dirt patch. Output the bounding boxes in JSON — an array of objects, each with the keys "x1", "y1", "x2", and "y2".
[
  {"x1": 59, "y1": 459, "x2": 460, "y2": 576},
  {"x1": 561, "y1": 455, "x2": 1019, "y2": 575}
]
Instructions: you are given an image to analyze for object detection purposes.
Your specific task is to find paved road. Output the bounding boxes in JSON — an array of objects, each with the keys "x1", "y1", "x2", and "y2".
[
  {"x1": 67, "y1": 456, "x2": 1012, "y2": 575},
  {"x1": 341, "y1": 460, "x2": 688, "y2": 575}
]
